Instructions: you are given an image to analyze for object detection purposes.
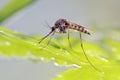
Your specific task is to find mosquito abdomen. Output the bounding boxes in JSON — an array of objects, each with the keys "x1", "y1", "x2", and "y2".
[{"x1": 69, "y1": 23, "x2": 91, "y2": 35}]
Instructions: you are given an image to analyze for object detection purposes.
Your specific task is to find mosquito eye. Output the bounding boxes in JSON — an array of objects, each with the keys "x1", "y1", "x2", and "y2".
[
  {"x1": 52, "y1": 27, "x2": 55, "y2": 31},
  {"x1": 65, "y1": 23, "x2": 68, "y2": 26}
]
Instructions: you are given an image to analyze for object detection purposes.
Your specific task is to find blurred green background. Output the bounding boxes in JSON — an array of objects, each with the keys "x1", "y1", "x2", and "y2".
[{"x1": 0, "y1": 0, "x2": 120, "y2": 80}]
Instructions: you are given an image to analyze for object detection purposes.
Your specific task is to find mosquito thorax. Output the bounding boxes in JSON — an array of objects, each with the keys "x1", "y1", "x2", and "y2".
[{"x1": 55, "y1": 19, "x2": 69, "y2": 27}]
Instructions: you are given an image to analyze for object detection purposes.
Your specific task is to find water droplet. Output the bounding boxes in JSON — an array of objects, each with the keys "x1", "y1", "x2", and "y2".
[
  {"x1": 5, "y1": 41, "x2": 11, "y2": 46},
  {"x1": 86, "y1": 50, "x2": 93, "y2": 56},
  {"x1": 51, "y1": 57, "x2": 55, "y2": 60},
  {"x1": 98, "y1": 57, "x2": 108, "y2": 62},
  {"x1": 101, "y1": 71, "x2": 105, "y2": 75},
  {"x1": 72, "y1": 64, "x2": 82, "y2": 68},
  {"x1": 33, "y1": 43, "x2": 37, "y2": 46},
  {"x1": 40, "y1": 57, "x2": 44, "y2": 61},
  {"x1": 57, "y1": 74, "x2": 63, "y2": 78},
  {"x1": 64, "y1": 50, "x2": 70, "y2": 54},
  {"x1": 63, "y1": 61, "x2": 67, "y2": 65},
  {"x1": 0, "y1": 30, "x2": 4, "y2": 33},
  {"x1": 112, "y1": 47, "x2": 116, "y2": 52},
  {"x1": 99, "y1": 71, "x2": 105, "y2": 80},
  {"x1": 54, "y1": 62, "x2": 59, "y2": 66}
]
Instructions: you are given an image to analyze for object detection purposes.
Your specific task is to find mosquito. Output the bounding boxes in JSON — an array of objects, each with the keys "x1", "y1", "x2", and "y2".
[{"x1": 39, "y1": 19, "x2": 100, "y2": 72}]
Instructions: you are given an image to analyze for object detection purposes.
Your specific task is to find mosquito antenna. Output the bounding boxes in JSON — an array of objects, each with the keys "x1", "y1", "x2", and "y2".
[
  {"x1": 43, "y1": 31, "x2": 55, "y2": 48},
  {"x1": 79, "y1": 31, "x2": 101, "y2": 72},
  {"x1": 67, "y1": 30, "x2": 72, "y2": 49},
  {"x1": 39, "y1": 31, "x2": 53, "y2": 44},
  {"x1": 45, "y1": 20, "x2": 52, "y2": 29}
]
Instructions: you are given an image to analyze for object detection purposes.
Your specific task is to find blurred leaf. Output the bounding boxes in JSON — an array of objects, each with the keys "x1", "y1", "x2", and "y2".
[
  {"x1": 0, "y1": 27, "x2": 120, "y2": 80},
  {"x1": 52, "y1": 64, "x2": 120, "y2": 80},
  {"x1": 0, "y1": 0, "x2": 36, "y2": 23}
]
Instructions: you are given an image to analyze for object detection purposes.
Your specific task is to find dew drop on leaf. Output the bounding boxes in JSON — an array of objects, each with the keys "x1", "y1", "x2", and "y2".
[{"x1": 5, "y1": 41, "x2": 11, "y2": 46}]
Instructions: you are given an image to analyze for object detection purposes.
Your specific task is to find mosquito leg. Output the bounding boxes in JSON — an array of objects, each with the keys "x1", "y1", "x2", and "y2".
[
  {"x1": 67, "y1": 30, "x2": 72, "y2": 49},
  {"x1": 79, "y1": 31, "x2": 101, "y2": 72},
  {"x1": 39, "y1": 31, "x2": 53, "y2": 44},
  {"x1": 43, "y1": 31, "x2": 55, "y2": 48}
]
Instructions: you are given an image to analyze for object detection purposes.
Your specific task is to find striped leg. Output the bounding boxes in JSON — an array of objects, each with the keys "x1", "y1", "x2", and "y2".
[
  {"x1": 79, "y1": 31, "x2": 100, "y2": 72},
  {"x1": 67, "y1": 30, "x2": 72, "y2": 49}
]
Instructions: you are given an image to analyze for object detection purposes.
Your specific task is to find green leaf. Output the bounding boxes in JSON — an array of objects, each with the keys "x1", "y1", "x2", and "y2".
[
  {"x1": 0, "y1": 0, "x2": 36, "y2": 23},
  {"x1": 0, "y1": 27, "x2": 120, "y2": 80},
  {"x1": 52, "y1": 64, "x2": 120, "y2": 80}
]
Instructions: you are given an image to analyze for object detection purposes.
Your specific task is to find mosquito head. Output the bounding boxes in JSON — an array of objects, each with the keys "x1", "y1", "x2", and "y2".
[
  {"x1": 51, "y1": 27, "x2": 55, "y2": 31},
  {"x1": 54, "y1": 19, "x2": 69, "y2": 33}
]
